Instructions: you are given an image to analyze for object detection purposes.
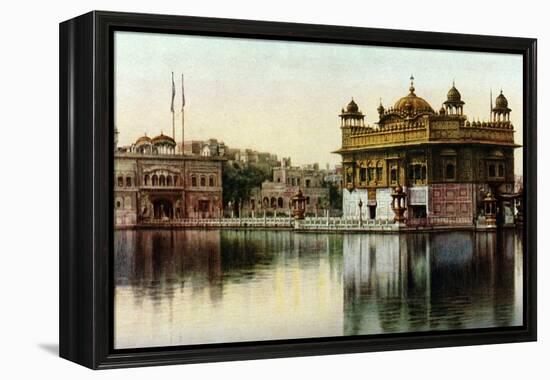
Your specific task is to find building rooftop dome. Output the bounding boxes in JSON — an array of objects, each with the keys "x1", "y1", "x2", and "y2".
[
  {"x1": 346, "y1": 98, "x2": 359, "y2": 113},
  {"x1": 495, "y1": 90, "x2": 509, "y2": 109},
  {"x1": 393, "y1": 93, "x2": 434, "y2": 114},
  {"x1": 393, "y1": 76, "x2": 435, "y2": 114},
  {"x1": 135, "y1": 134, "x2": 152, "y2": 146},
  {"x1": 151, "y1": 132, "x2": 176, "y2": 145},
  {"x1": 377, "y1": 101, "x2": 385, "y2": 114},
  {"x1": 446, "y1": 82, "x2": 463, "y2": 103}
]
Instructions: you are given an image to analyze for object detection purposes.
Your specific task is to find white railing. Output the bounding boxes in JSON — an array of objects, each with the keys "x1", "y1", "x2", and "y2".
[
  {"x1": 134, "y1": 215, "x2": 475, "y2": 230},
  {"x1": 427, "y1": 216, "x2": 472, "y2": 226},
  {"x1": 300, "y1": 216, "x2": 394, "y2": 231},
  {"x1": 142, "y1": 217, "x2": 293, "y2": 228}
]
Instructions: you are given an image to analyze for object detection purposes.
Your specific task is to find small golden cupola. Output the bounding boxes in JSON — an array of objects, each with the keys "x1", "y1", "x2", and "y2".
[
  {"x1": 151, "y1": 132, "x2": 177, "y2": 154},
  {"x1": 377, "y1": 99, "x2": 385, "y2": 116},
  {"x1": 443, "y1": 81, "x2": 465, "y2": 115},
  {"x1": 492, "y1": 90, "x2": 511, "y2": 122},
  {"x1": 339, "y1": 98, "x2": 365, "y2": 127}
]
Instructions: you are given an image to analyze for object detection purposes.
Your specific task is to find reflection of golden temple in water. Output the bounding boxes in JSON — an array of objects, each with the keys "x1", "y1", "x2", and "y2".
[
  {"x1": 343, "y1": 232, "x2": 523, "y2": 335},
  {"x1": 114, "y1": 230, "x2": 522, "y2": 349}
]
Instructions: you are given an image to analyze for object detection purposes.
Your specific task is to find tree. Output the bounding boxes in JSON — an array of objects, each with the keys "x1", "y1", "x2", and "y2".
[
  {"x1": 222, "y1": 162, "x2": 271, "y2": 213},
  {"x1": 323, "y1": 181, "x2": 343, "y2": 211}
]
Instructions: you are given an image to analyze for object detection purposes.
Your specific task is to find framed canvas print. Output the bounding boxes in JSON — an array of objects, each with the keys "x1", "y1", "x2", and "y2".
[{"x1": 59, "y1": 11, "x2": 537, "y2": 369}]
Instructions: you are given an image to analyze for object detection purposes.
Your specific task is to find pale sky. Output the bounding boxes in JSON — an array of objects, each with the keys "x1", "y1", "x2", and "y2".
[{"x1": 114, "y1": 31, "x2": 523, "y2": 173}]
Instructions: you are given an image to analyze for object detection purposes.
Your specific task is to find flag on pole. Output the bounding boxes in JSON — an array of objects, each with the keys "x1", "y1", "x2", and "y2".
[
  {"x1": 181, "y1": 74, "x2": 185, "y2": 110},
  {"x1": 171, "y1": 72, "x2": 175, "y2": 112}
]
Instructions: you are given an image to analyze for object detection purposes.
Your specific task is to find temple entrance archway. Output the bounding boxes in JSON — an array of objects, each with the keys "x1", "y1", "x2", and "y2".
[
  {"x1": 153, "y1": 198, "x2": 174, "y2": 220},
  {"x1": 198, "y1": 199, "x2": 210, "y2": 218},
  {"x1": 368, "y1": 205, "x2": 376, "y2": 220}
]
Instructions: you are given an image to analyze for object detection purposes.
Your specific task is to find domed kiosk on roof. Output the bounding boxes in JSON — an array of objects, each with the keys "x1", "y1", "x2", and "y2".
[
  {"x1": 135, "y1": 134, "x2": 152, "y2": 145},
  {"x1": 152, "y1": 132, "x2": 176, "y2": 145},
  {"x1": 446, "y1": 84, "x2": 462, "y2": 102},
  {"x1": 495, "y1": 91, "x2": 510, "y2": 110},
  {"x1": 443, "y1": 81, "x2": 465, "y2": 115},
  {"x1": 339, "y1": 98, "x2": 365, "y2": 127},
  {"x1": 492, "y1": 90, "x2": 511, "y2": 122},
  {"x1": 151, "y1": 132, "x2": 177, "y2": 154},
  {"x1": 346, "y1": 99, "x2": 359, "y2": 113},
  {"x1": 134, "y1": 134, "x2": 153, "y2": 154}
]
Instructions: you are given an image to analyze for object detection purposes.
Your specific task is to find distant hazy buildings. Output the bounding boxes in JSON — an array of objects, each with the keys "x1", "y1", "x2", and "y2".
[{"x1": 235, "y1": 158, "x2": 330, "y2": 216}]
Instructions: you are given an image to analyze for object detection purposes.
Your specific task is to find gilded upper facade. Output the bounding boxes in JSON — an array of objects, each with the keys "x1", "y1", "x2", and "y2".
[{"x1": 336, "y1": 78, "x2": 517, "y2": 153}]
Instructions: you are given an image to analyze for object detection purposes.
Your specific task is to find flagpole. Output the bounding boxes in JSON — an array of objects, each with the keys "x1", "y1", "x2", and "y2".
[
  {"x1": 185, "y1": 108, "x2": 188, "y2": 154},
  {"x1": 172, "y1": 112, "x2": 175, "y2": 141},
  {"x1": 171, "y1": 72, "x2": 176, "y2": 140},
  {"x1": 181, "y1": 74, "x2": 185, "y2": 156}
]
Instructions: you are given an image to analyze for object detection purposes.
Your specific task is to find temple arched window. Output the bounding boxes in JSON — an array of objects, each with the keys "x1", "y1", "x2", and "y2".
[
  {"x1": 498, "y1": 164, "x2": 505, "y2": 177},
  {"x1": 191, "y1": 176, "x2": 197, "y2": 187},
  {"x1": 446, "y1": 163, "x2": 456, "y2": 180},
  {"x1": 159, "y1": 175, "x2": 166, "y2": 186},
  {"x1": 173, "y1": 176, "x2": 178, "y2": 186},
  {"x1": 209, "y1": 175, "x2": 215, "y2": 187},
  {"x1": 144, "y1": 175, "x2": 149, "y2": 186},
  {"x1": 270, "y1": 197, "x2": 277, "y2": 208},
  {"x1": 376, "y1": 166, "x2": 383, "y2": 182},
  {"x1": 116, "y1": 199, "x2": 122, "y2": 209},
  {"x1": 305, "y1": 179, "x2": 311, "y2": 188},
  {"x1": 167, "y1": 176, "x2": 172, "y2": 186},
  {"x1": 263, "y1": 197, "x2": 269, "y2": 207},
  {"x1": 390, "y1": 168, "x2": 398, "y2": 184},
  {"x1": 306, "y1": 196, "x2": 310, "y2": 205},
  {"x1": 277, "y1": 197, "x2": 284, "y2": 208},
  {"x1": 360, "y1": 167, "x2": 367, "y2": 182},
  {"x1": 117, "y1": 176, "x2": 123, "y2": 187},
  {"x1": 367, "y1": 168, "x2": 375, "y2": 182},
  {"x1": 126, "y1": 177, "x2": 132, "y2": 187},
  {"x1": 200, "y1": 176, "x2": 206, "y2": 187},
  {"x1": 488, "y1": 164, "x2": 496, "y2": 178},
  {"x1": 152, "y1": 175, "x2": 158, "y2": 186},
  {"x1": 414, "y1": 165, "x2": 421, "y2": 181}
]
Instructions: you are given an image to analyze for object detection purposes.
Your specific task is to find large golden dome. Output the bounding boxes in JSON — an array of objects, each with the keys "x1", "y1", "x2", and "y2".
[
  {"x1": 393, "y1": 93, "x2": 434, "y2": 114},
  {"x1": 393, "y1": 77, "x2": 434, "y2": 114}
]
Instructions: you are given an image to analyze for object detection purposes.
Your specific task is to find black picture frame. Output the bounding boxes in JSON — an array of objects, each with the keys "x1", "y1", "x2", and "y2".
[{"x1": 59, "y1": 10, "x2": 537, "y2": 369}]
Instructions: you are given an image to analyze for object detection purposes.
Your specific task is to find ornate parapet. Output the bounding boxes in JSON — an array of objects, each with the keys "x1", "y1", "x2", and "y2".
[
  {"x1": 338, "y1": 118, "x2": 517, "y2": 153},
  {"x1": 341, "y1": 124, "x2": 427, "y2": 150}
]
